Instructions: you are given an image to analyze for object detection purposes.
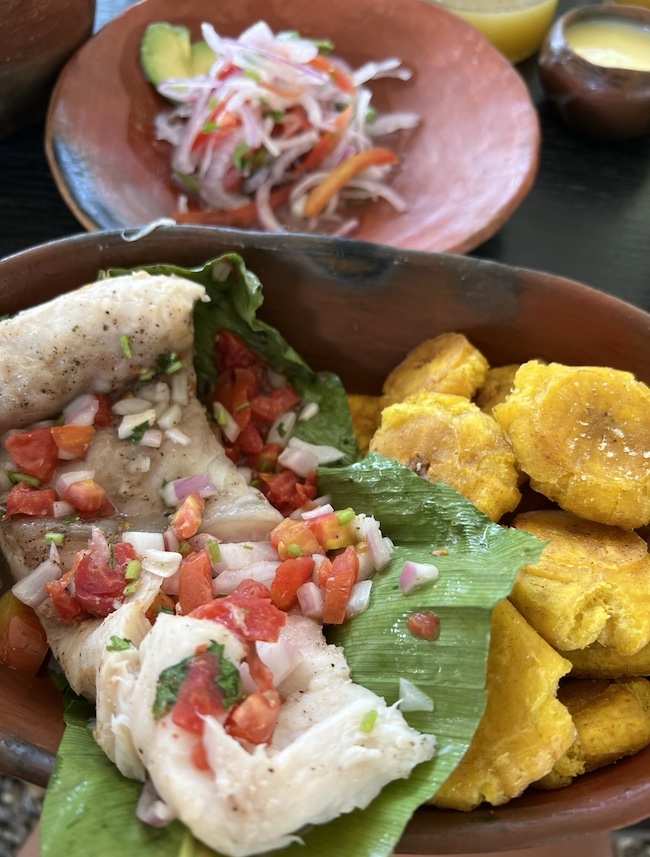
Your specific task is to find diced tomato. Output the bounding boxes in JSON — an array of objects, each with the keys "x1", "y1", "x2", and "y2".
[
  {"x1": 51, "y1": 424, "x2": 95, "y2": 459},
  {"x1": 322, "y1": 545, "x2": 359, "y2": 625},
  {"x1": 61, "y1": 479, "x2": 106, "y2": 514},
  {"x1": 306, "y1": 509, "x2": 357, "y2": 552},
  {"x1": 46, "y1": 567, "x2": 89, "y2": 624},
  {"x1": 255, "y1": 443, "x2": 283, "y2": 474},
  {"x1": 294, "y1": 471, "x2": 319, "y2": 509},
  {"x1": 270, "y1": 556, "x2": 315, "y2": 611},
  {"x1": 270, "y1": 518, "x2": 322, "y2": 560},
  {"x1": 257, "y1": 469, "x2": 309, "y2": 516},
  {"x1": 225, "y1": 645, "x2": 279, "y2": 746},
  {"x1": 191, "y1": 739, "x2": 211, "y2": 771},
  {"x1": 215, "y1": 330, "x2": 261, "y2": 373},
  {"x1": 145, "y1": 591, "x2": 176, "y2": 624},
  {"x1": 5, "y1": 427, "x2": 58, "y2": 483},
  {"x1": 406, "y1": 611, "x2": 441, "y2": 641},
  {"x1": 316, "y1": 555, "x2": 332, "y2": 588},
  {"x1": 235, "y1": 424, "x2": 264, "y2": 456},
  {"x1": 0, "y1": 591, "x2": 49, "y2": 675},
  {"x1": 178, "y1": 550, "x2": 213, "y2": 615},
  {"x1": 250, "y1": 386, "x2": 301, "y2": 423},
  {"x1": 93, "y1": 394, "x2": 114, "y2": 427},
  {"x1": 74, "y1": 536, "x2": 138, "y2": 618},
  {"x1": 191, "y1": 584, "x2": 286, "y2": 643},
  {"x1": 4, "y1": 483, "x2": 56, "y2": 518},
  {"x1": 223, "y1": 445, "x2": 241, "y2": 465},
  {"x1": 170, "y1": 493, "x2": 205, "y2": 540},
  {"x1": 172, "y1": 648, "x2": 228, "y2": 734},
  {"x1": 231, "y1": 579, "x2": 272, "y2": 600},
  {"x1": 230, "y1": 368, "x2": 260, "y2": 430}
]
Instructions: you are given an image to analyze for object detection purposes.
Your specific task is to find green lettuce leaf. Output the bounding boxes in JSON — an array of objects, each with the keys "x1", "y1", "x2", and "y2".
[{"x1": 41, "y1": 258, "x2": 544, "y2": 857}]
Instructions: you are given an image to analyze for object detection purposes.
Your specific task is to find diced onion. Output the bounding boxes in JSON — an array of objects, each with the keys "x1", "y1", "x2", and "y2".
[
  {"x1": 141, "y1": 549, "x2": 183, "y2": 577},
  {"x1": 267, "y1": 411, "x2": 296, "y2": 447},
  {"x1": 213, "y1": 560, "x2": 279, "y2": 594},
  {"x1": 12, "y1": 559, "x2": 62, "y2": 608},
  {"x1": 170, "y1": 372, "x2": 189, "y2": 406},
  {"x1": 213, "y1": 402, "x2": 240, "y2": 443},
  {"x1": 398, "y1": 677, "x2": 434, "y2": 712},
  {"x1": 121, "y1": 532, "x2": 165, "y2": 554},
  {"x1": 112, "y1": 397, "x2": 155, "y2": 416},
  {"x1": 63, "y1": 394, "x2": 99, "y2": 426},
  {"x1": 285, "y1": 437, "x2": 345, "y2": 465},
  {"x1": 298, "y1": 402, "x2": 319, "y2": 421},
  {"x1": 256, "y1": 639, "x2": 303, "y2": 687},
  {"x1": 118, "y1": 410, "x2": 156, "y2": 440},
  {"x1": 345, "y1": 579, "x2": 373, "y2": 618},
  {"x1": 140, "y1": 429, "x2": 163, "y2": 448},
  {"x1": 399, "y1": 561, "x2": 439, "y2": 594},
  {"x1": 162, "y1": 473, "x2": 218, "y2": 506},
  {"x1": 301, "y1": 503, "x2": 334, "y2": 520},
  {"x1": 53, "y1": 500, "x2": 76, "y2": 518},
  {"x1": 362, "y1": 516, "x2": 394, "y2": 571},
  {"x1": 297, "y1": 581, "x2": 324, "y2": 619},
  {"x1": 157, "y1": 404, "x2": 183, "y2": 430},
  {"x1": 55, "y1": 469, "x2": 95, "y2": 497},
  {"x1": 164, "y1": 428, "x2": 190, "y2": 446},
  {"x1": 277, "y1": 445, "x2": 319, "y2": 478}
]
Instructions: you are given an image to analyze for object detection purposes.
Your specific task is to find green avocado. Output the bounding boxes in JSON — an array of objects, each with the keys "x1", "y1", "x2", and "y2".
[{"x1": 140, "y1": 22, "x2": 216, "y2": 87}]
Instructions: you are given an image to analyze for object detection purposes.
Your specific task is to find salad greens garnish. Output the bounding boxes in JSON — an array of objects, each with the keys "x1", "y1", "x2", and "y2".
[{"x1": 41, "y1": 255, "x2": 544, "y2": 857}]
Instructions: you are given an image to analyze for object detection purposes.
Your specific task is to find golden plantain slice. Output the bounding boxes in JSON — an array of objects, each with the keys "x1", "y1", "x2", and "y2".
[
  {"x1": 432, "y1": 599, "x2": 575, "y2": 810},
  {"x1": 535, "y1": 677, "x2": 650, "y2": 789},
  {"x1": 493, "y1": 361, "x2": 650, "y2": 530},
  {"x1": 511, "y1": 510, "x2": 650, "y2": 656},
  {"x1": 474, "y1": 364, "x2": 520, "y2": 414},
  {"x1": 346, "y1": 394, "x2": 382, "y2": 456},
  {"x1": 369, "y1": 391, "x2": 520, "y2": 521},
  {"x1": 566, "y1": 640, "x2": 650, "y2": 679},
  {"x1": 381, "y1": 332, "x2": 489, "y2": 406}
]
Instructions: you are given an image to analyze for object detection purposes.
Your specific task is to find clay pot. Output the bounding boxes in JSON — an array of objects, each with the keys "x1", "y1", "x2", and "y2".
[{"x1": 0, "y1": 0, "x2": 96, "y2": 139}]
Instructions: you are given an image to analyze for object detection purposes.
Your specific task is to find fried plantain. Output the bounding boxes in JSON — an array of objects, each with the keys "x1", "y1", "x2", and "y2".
[
  {"x1": 493, "y1": 361, "x2": 650, "y2": 530},
  {"x1": 535, "y1": 677, "x2": 650, "y2": 789},
  {"x1": 510, "y1": 510, "x2": 650, "y2": 656},
  {"x1": 369, "y1": 391, "x2": 521, "y2": 521},
  {"x1": 566, "y1": 640, "x2": 650, "y2": 679},
  {"x1": 432, "y1": 599, "x2": 575, "y2": 810},
  {"x1": 474, "y1": 364, "x2": 520, "y2": 414},
  {"x1": 346, "y1": 393, "x2": 382, "y2": 456},
  {"x1": 381, "y1": 332, "x2": 489, "y2": 406}
]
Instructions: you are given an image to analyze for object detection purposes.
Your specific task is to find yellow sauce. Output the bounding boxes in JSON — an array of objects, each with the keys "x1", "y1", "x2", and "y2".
[
  {"x1": 436, "y1": 0, "x2": 559, "y2": 63},
  {"x1": 566, "y1": 19, "x2": 650, "y2": 72}
]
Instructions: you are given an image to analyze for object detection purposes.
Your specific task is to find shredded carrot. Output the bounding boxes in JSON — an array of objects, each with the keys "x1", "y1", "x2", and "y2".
[
  {"x1": 175, "y1": 184, "x2": 293, "y2": 227},
  {"x1": 295, "y1": 105, "x2": 353, "y2": 176},
  {"x1": 303, "y1": 148, "x2": 399, "y2": 219},
  {"x1": 309, "y1": 55, "x2": 355, "y2": 94}
]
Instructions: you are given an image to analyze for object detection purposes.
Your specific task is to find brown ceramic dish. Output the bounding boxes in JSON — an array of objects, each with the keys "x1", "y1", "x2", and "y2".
[
  {"x1": 2, "y1": 225, "x2": 650, "y2": 853},
  {"x1": 44, "y1": 0, "x2": 540, "y2": 254},
  {"x1": 538, "y1": 4, "x2": 650, "y2": 140}
]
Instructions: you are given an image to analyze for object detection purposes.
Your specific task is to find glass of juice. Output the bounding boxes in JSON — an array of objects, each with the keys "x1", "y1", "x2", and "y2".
[{"x1": 432, "y1": 0, "x2": 560, "y2": 63}]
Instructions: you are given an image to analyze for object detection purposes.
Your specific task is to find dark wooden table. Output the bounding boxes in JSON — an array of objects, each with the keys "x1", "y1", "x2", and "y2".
[{"x1": 0, "y1": 0, "x2": 648, "y2": 309}]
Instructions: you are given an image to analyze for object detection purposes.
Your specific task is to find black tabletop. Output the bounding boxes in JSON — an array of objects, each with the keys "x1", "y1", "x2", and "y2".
[{"x1": 0, "y1": 0, "x2": 648, "y2": 308}]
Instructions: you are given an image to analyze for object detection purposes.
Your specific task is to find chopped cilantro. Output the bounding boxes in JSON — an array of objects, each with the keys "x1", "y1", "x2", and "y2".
[
  {"x1": 106, "y1": 636, "x2": 133, "y2": 652},
  {"x1": 233, "y1": 141, "x2": 250, "y2": 172},
  {"x1": 127, "y1": 421, "x2": 150, "y2": 444}
]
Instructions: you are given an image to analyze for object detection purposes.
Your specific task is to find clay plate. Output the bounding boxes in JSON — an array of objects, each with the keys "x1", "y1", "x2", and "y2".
[
  {"x1": 1, "y1": 225, "x2": 650, "y2": 853},
  {"x1": 44, "y1": 0, "x2": 540, "y2": 253}
]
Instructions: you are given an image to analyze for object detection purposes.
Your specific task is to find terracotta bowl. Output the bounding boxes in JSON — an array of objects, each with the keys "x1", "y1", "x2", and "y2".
[
  {"x1": 44, "y1": 0, "x2": 540, "y2": 253},
  {"x1": 1, "y1": 225, "x2": 650, "y2": 853},
  {"x1": 0, "y1": 0, "x2": 96, "y2": 139},
  {"x1": 538, "y1": 4, "x2": 650, "y2": 140}
]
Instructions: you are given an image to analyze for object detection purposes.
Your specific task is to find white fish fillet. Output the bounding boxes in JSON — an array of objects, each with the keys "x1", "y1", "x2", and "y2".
[{"x1": 121, "y1": 613, "x2": 435, "y2": 857}]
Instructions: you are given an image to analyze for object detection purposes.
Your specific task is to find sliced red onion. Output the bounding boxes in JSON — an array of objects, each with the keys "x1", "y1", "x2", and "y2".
[
  {"x1": 301, "y1": 503, "x2": 334, "y2": 521},
  {"x1": 136, "y1": 779, "x2": 177, "y2": 828},
  {"x1": 297, "y1": 581, "x2": 324, "y2": 620},
  {"x1": 121, "y1": 532, "x2": 165, "y2": 554},
  {"x1": 142, "y1": 549, "x2": 183, "y2": 578},
  {"x1": 345, "y1": 579, "x2": 373, "y2": 618},
  {"x1": 298, "y1": 402, "x2": 319, "y2": 422},
  {"x1": 55, "y1": 469, "x2": 95, "y2": 497},
  {"x1": 164, "y1": 428, "x2": 190, "y2": 446},
  {"x1": 112, "y1": 397, "x2": 154, "y2": 416},
  {"x1": 362, "y1": 516, "x2": 394, "y2": 571},
  {"x1": 213, "y1": 561, "x2": 279, "y2": 595},
  {"x1": 286, "y1": 437, "x2": 345, "y2": 465},
  {"x1": 63, "y1": 394, "x2": 99, "y2": 426},
  {"x1": 163, "y1": 529, "x2": 180, "y2": 553},
  {"x1": 398, "y1": 677, "x2": 434, "y2": 713},
  {"x1": 399, "y1": 561, "x2": 439, "y2": 594},
  {"x1": 118, "y1": 410, "x2": 156, "y2": 440},
  {"x1": 12, "y1": 559, "x2": 62, "y2": 608},
  {"x1": 162, "y1": 473, "x2": 218, "y2": 507},
  {"x1": 277, "y1": 445, "x2": 319, "y2": 478},
  {"x1": 213, "y1": 402, "x2": 240, "y2": 444},
  {"x1": 267, "y1": 411, "x2": 296, "y2": 447},
  {"x1": 256, "y1": 639, "x2": 303, "y2": 687},
  {"x1": 161, "y1": 571, "x2": 180, "y2": 597},
  {"x1": 157, "y1": 404, "x2": 182, "y2": 431}
]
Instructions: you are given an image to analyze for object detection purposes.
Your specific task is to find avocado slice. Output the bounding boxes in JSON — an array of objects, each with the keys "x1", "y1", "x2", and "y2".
[
  {"x1": 191, "y1": 39, "x2": 216, "y2": 76},
  {"x1": 141, "y1": 22, "x2": 215, "y2": 87}
]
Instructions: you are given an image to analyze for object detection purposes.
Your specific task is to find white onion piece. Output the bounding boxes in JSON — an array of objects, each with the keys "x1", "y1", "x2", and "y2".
[
  {"x1": 164, "y1": 428, "x2": 190, "y2": 446},
  {"x1": 277, "y1": 445, "x2": 319, "y2": 478},
  {"x1": 112, "y1": 397, "x2": 154, "y2": 416},
  {"x1": 141, "y1": 549, "x2": 183, "y2": 578},
  {"x1": 118, "y1": 410, "x2": 156, "y2": 440},
  {"x1": 298, "y1": 402, "x2": 319, "y2": 421},
  {"x1": 140, "y1": 429, "x2": 163, "y2": 448},
  {"x1": 135, "y1": 381, "x2": 170, "y2": 404},
  {"x1": 345, "y1": 579, "x2": 373, "y2": 618},
  {"x1": 55, "y1": 469, "x2": 95, "y2": 497},
  {"x1": 63, "y1": 394, "x2": 99, "y2": 426},
  {"x1": 301, "y1": 503, "x2": 334, "y2": 520},
  {"x1": 213, "y1": 402, "x2": 240, "y2": 444},
  {"x1": 121, "y1": 532, "x2": 165, "y2": 554},
  {"x1": 162, "y1": 473, "x2": 218, "y2": 506},
  {"x1": 296, "y1": 581, "x2": 324, "y2": 620},
  {"x1": 399, "y1": 561, "x2": 439, "y2": 594},
  {"x1": 157, "y1": 404, "x2": 183, "y2": 430},
  {"x1": 170, "y1": 372, "x2": 189, "y2": 406},
  {"x1": 356, "y1": 550, "x2": 376, "y2": 582},
  {"x1": 213, "y1": 561, "x2": 279, "y2": 595},
  {"x1": 362, "y1": 516, "x2": 394, "y2": 571},
  {"x1": 57, "y1": 449, "x2": 77, "y2": 461},
  {"x1": 12, "y1": 559, "x2": 62, "y2": 608},
  {"x1": 286, "y1": 437, "x2": 345, "y2": 465},
  {"x1": 256, "y1": 639, "x2": 303, "y2": 687},
  {"x1": 136, "y1": 779, "x2": 177, "y2": 828},
  {"x1": 267, "y1": 411, "x2": 296, "y2": 447},
  {"x1": 398, "y1": 677, "x2": 434, "y2": 713},
  {"x1": 53, "y1": 500, "x2": 76, "y2": 518},
  {"x1": 210, "y1": 541, "x2": 279, "y2": 573}
]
